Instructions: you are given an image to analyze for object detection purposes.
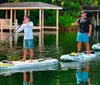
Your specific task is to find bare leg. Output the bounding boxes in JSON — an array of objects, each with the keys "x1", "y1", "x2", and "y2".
[
  {"x1": 77, "y1": 42, "x2": 82, "y2": 54},
  {"x1": 23, "y1": 72, "x2": 27, "y2": 82},
  {"x1": 85, "y1": 42, "x2": 90, "y2": 55},
  {"x1": 23, "y1": 49, "x2": 27, "y2": 61},
  {"x1": 29, "y1": 49, "x2": 34, "y2": 62},
  {"x1": 29, "y1": 72, "x2": 33, "y2": 84}
]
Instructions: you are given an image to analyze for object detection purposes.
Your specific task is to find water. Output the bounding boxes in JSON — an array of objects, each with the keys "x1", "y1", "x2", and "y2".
[{"x1": 0, "y1": 30, "x2": 100, "y2": 85}]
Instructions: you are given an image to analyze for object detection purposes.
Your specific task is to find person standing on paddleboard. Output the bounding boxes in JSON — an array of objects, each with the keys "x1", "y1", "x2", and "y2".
[
  {"x1": 72, "y1": 11, "x2": 92, "y2": 55},
  {"x1": 14, "y1": 15, "x2": 34, "y2": 62}
]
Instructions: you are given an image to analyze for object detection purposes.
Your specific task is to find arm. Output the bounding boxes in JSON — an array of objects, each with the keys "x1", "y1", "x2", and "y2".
[
  {"x1": 71, "y1": 18, "x2": 80, "y2": 27},
  {"x1": 88, "y1": 24, "x2": 92, "y2": 37},
  {"x1": 71, "y1": 22, "x2": 79, "y2": 27},
  {"x1": 15, "y1": 24, "x2": 25, "y2": 33}
]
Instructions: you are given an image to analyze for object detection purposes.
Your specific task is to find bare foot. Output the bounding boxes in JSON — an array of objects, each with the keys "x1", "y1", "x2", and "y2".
[
  {"x1": 87, "y1": 52, "x2": 90, "y2": 55},
  {"x1": 77, "y1": 52, "x2": 80, "y2": 55},
  {"x1": 20, "y1": 59, "x2": 26, "y2": 62},
  {"x1": 87, "y1": 53, "x2": 90, "y2": 55},
  {"x1": 29, "y1": 59, "x2": 33, "y2": 63}
]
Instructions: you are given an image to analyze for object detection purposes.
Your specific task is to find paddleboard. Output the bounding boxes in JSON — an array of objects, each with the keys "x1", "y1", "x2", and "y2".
[
  {"x1": 60, "y1": 52, "x2": 99, "y2": 62},
  {"x1": 0, "y1": 58, "x2": 59, "y2": 70},
  {"x1": 92, "y1": 43, "x2": 100, "y2": 50},
  {"x1": 0, "y1": 63, "x2": 58, "y2": 76}
]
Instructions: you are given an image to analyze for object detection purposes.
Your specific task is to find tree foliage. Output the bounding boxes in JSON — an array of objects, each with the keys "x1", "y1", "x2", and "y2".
[
  {"x1": 1, "y1": 0, "x2": 100, "y2": 28},
  {"x1": 8, "y1": 0, "x2": 24, "y2": 2}
]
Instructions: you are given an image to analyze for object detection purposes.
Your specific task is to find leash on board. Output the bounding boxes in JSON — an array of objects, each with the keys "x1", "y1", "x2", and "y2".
[{"x1": 0, "y1": 24, "x2": 22, "y2": 46}]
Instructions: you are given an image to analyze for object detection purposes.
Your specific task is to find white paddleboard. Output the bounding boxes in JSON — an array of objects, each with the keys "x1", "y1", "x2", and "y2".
[
  {"x1": 92, "y1": 43, "x2": 100, "y2": 50},
  {"x1": 0, "y1": 58, "x2": 59, "y2": 70},
  {"x1": 60, "y1": 52, "x2": 99, "y2": 62}
]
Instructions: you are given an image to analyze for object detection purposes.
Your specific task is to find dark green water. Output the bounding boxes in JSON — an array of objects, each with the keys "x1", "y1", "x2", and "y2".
[{"x1": 0, "y1": 31, "x2": 100, "y2": 85}]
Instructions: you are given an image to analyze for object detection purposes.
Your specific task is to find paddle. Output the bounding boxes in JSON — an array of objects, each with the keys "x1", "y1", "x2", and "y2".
[{"x1": 0, "y1": 24, "x2": 22, "y2": 46}]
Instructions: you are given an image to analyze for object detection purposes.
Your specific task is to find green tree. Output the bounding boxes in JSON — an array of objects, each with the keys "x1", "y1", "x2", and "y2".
[
  {"x1": 1, "y1": 0, "x2": 100, "y2": 28},
  {"x1": 8, "y1": 0, "x2": 24, "y2": 2}
]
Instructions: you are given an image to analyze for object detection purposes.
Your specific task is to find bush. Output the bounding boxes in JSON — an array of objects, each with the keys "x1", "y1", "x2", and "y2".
[{"x1": 59, "y1": 13, "x2": 75, "y2": 28}]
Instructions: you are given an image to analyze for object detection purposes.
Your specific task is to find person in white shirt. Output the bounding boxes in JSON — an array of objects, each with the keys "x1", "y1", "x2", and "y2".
[{"x1": 14, "y1": 15, "x2": 34, "y2": 62}]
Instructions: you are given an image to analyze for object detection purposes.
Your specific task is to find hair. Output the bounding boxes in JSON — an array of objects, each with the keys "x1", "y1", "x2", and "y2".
[{"x1": 24, "y1": 15, "x2": 30, "y2": 20}]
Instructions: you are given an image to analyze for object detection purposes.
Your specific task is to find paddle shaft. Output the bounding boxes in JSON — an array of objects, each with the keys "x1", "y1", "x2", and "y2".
[
  {"x1": 79, "y1": 28, "x2": 98, "y2": 43},
  {"x1": 0, "y1": 32, "x2": 15, "y2": 46},
  {"x1": 0, "y1": 25, "x2": 22, "y2": 46}
]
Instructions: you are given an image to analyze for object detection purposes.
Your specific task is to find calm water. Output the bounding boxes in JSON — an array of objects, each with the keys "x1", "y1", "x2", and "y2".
[{"x1": 0, "y1": 30, "x2": 100, "y2": 85}]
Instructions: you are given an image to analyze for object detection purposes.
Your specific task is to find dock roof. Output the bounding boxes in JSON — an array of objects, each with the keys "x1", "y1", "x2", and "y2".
[
  {"x1": 0, "y1": 2, "x2": 63, "y2": 10},
  {"x1": 83, "y1": 6, "x2": 100, "y2": 11}
]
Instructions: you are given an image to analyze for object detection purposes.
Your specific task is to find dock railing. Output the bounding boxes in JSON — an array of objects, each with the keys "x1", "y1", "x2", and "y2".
[{"x1": 0, "y1": 19, "x2": 18, "y2": 32}]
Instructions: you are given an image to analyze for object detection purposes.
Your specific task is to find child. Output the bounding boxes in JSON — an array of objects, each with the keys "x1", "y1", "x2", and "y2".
[{"x1": 14, "y1": 15, "x2": 34, "y2": 62}]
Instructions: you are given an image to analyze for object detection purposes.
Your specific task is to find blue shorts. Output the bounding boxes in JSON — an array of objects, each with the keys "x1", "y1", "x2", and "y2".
[
  {"x1": 76, "y1": 71, "x2": 88, "y2": 84},
  {"x1": 24, "y1": 39, "x2": 34, "y2": 49},
  {"x1": 23, "y1": 82, "x2": 29, "y2": 85},
  {"x1": 23, "y1": 82, "x2": 33, "y2": 85},
  {"x1": 76, "y1": 32, "x2": 89, "y2": 43}
]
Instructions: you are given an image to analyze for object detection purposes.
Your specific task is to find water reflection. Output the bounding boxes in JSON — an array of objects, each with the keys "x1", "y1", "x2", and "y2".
[
  {"x1": 0, "y1": 29, "x2": 100, "y2": 85},
  {"x1": 76, "y1": 62, "x2": 90, "y2": 85},
  {"x1": 93, "y1": 30, "x2": 100, "y2": 43},
  {"x1": 0, "y1": 62, "x2": 59, "y2": 76},
  {"x1": 23, "y1": 71, "x2": 33, "y2": 85},
  {"x1": 60, "y1": 61, "x2": 91, "y2": 85},
  {"x1": 0, "y1": 30, "x2": 60, "y2": 60},
  {"x1": 0, "y1": 32, "x2": 13, "y2": 48},
  {"x1": 14, "y1": 31, "x2": 59, "y2": 48},
  {"x1": 0, "y1": 31, "x2": 59, "y2": 48}
]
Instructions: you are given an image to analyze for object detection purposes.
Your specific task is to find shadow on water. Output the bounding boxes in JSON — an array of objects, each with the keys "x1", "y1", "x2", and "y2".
[{"x1": 0, "y1": 30, "x2": 100, "y2": 85}]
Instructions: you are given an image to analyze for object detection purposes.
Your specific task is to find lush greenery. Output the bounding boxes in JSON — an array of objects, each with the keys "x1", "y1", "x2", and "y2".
[{"x1": 0, "y1": 0, "x2": 100, "y2": 28}]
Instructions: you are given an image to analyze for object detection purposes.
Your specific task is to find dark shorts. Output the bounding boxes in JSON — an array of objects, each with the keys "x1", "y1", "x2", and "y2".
[{"x1": 24, "y1": 39, "x2": 34, "y2": 49}]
